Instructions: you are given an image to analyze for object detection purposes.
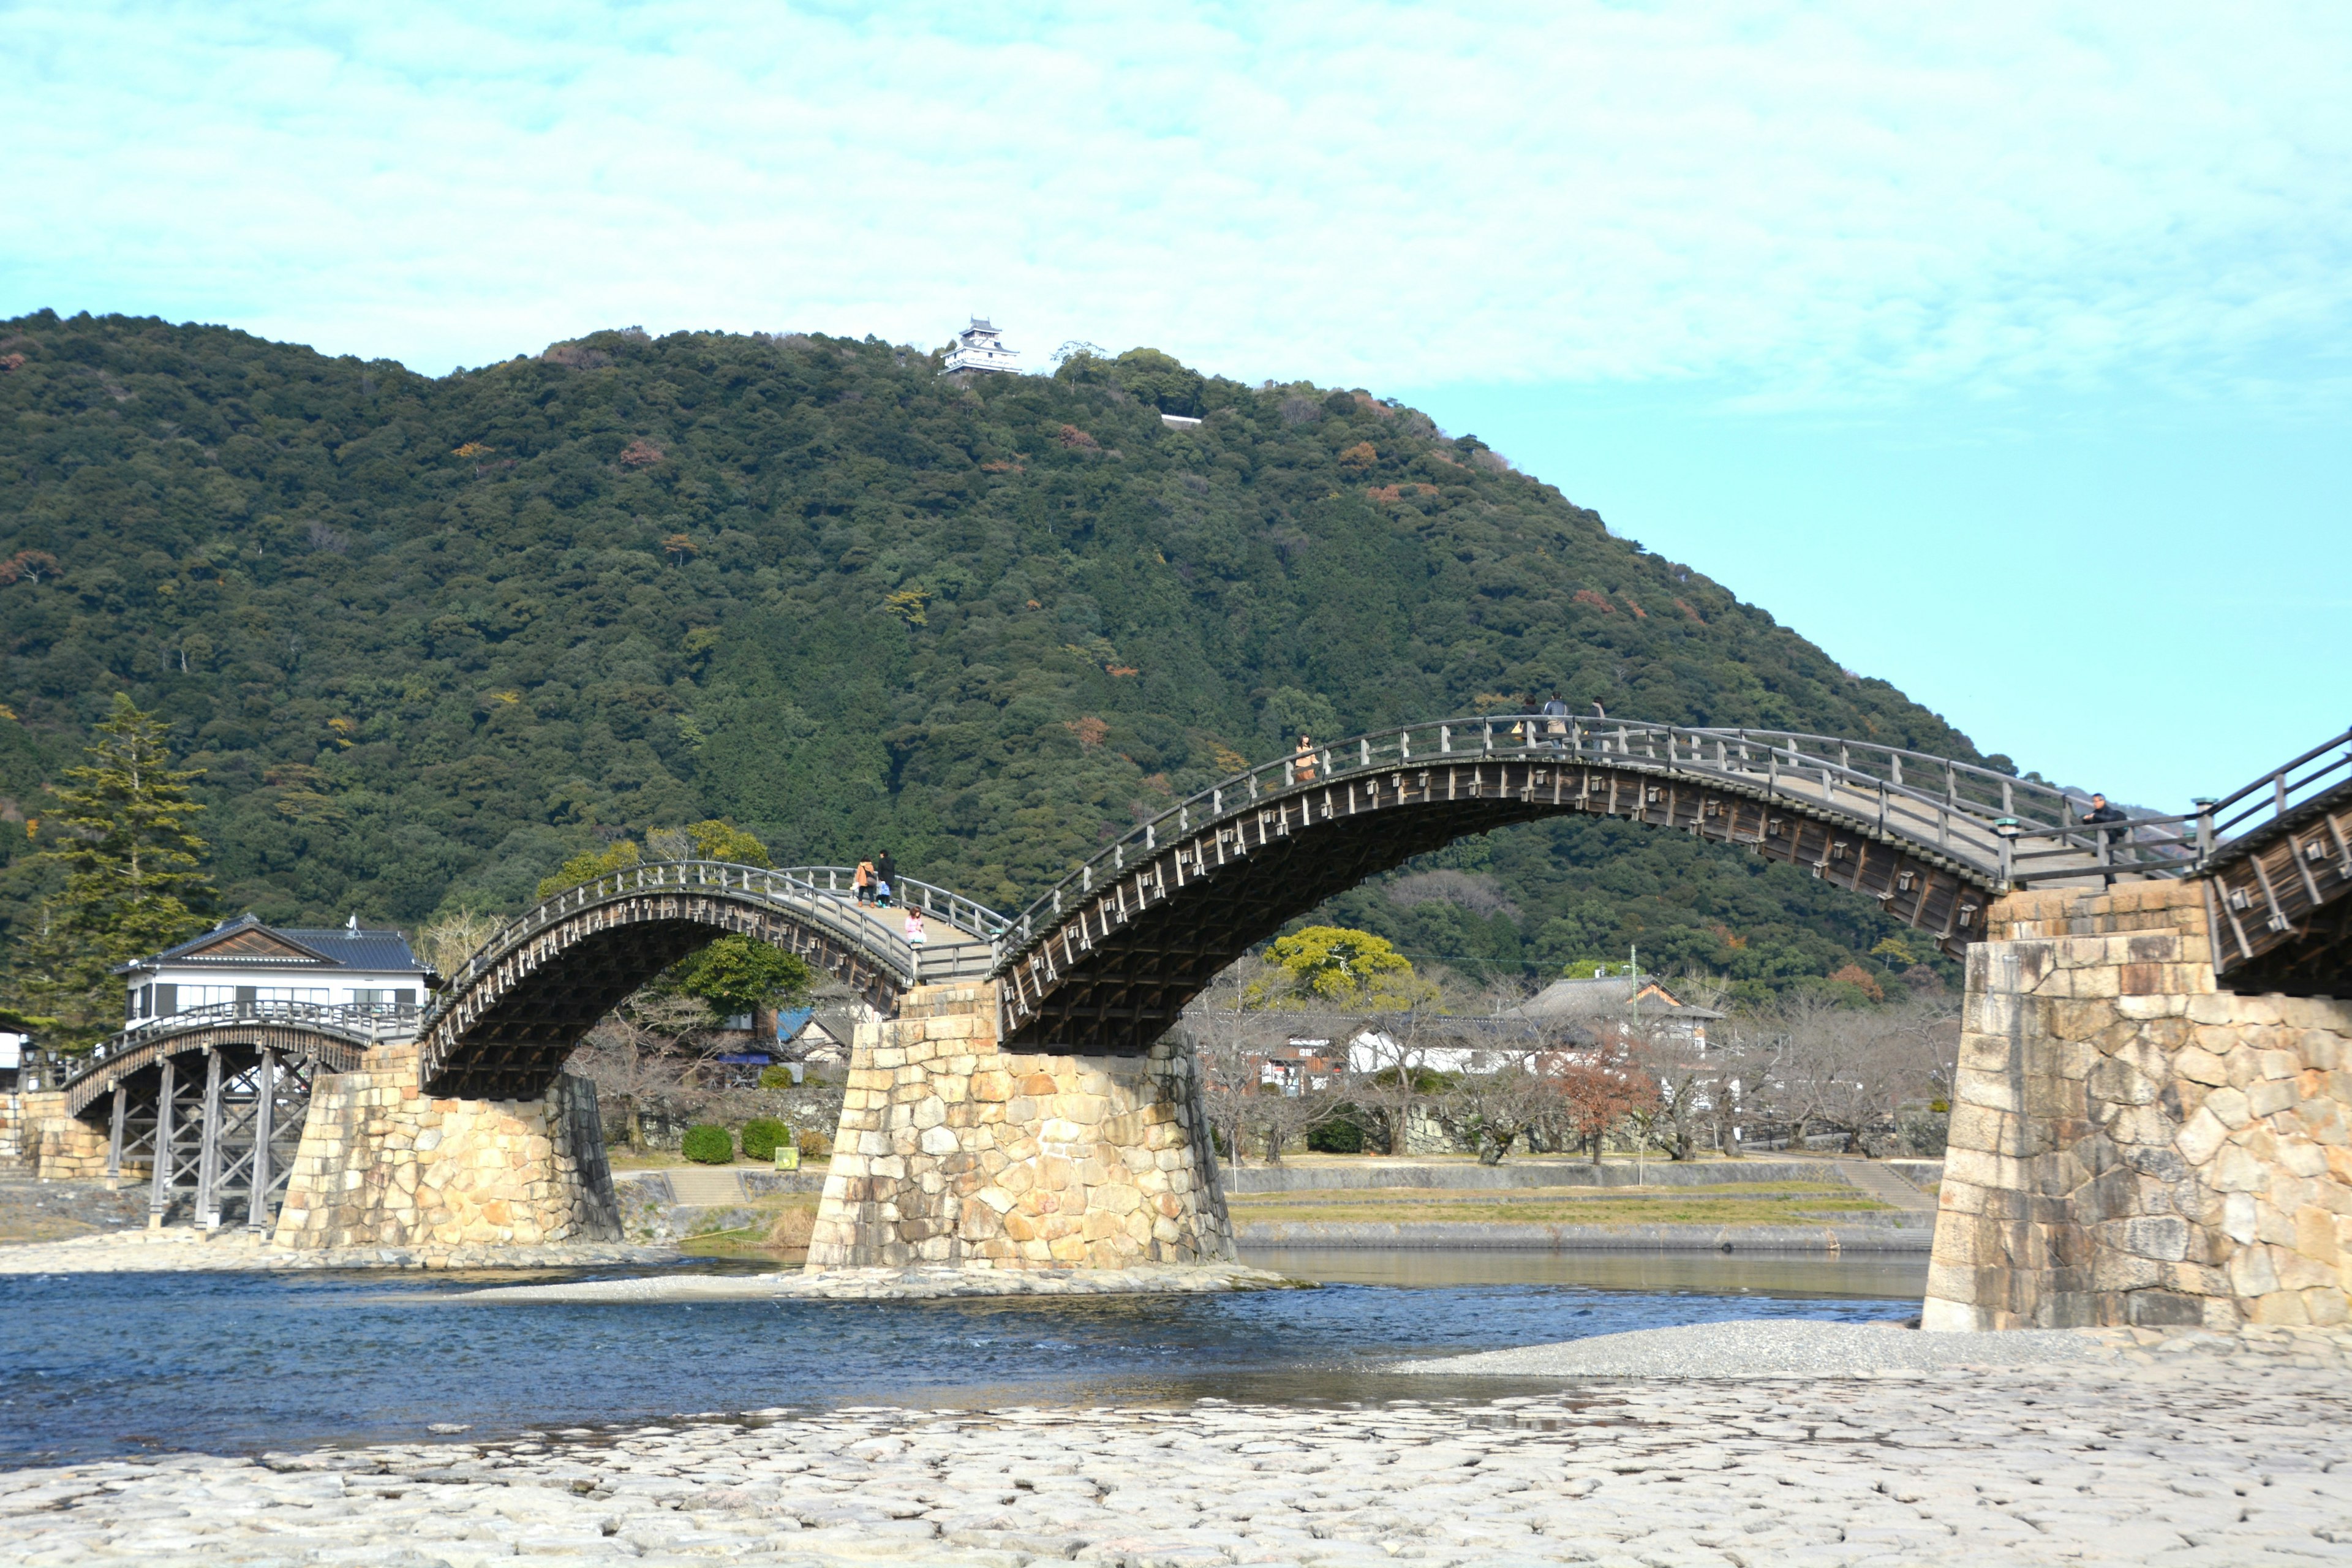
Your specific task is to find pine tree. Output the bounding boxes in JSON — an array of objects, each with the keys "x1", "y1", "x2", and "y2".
[{"x1": 9, "y1": 695, "x2": 214, "y2": 1049}]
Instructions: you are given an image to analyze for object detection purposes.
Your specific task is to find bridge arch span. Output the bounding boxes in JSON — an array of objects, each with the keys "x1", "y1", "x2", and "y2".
[
  {"x1": 415, "y1": 861, "x2": 1001, "y2": 1098},
  {"x1": 992, "y1": 715, "x2": 2097, "y2": 1052},
  {"x1": 53, "y1": 1003, "x2": 396, "y2": 1227}
]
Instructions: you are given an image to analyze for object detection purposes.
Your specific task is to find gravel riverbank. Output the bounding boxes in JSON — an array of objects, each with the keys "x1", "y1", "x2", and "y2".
[
  {"x1": 452, "y1": 1262, "x2": 1297, "y2": 1303},
  {"x1": 0, "y1": 1229, "x2": 680, "y2": 1273},
  {"x1": 7, "y1": 1329, "x2": 2350, "y2": 1566},
  {"x1": 1400, "y1": 1318, "x2": 2109, "y2": 1377}
]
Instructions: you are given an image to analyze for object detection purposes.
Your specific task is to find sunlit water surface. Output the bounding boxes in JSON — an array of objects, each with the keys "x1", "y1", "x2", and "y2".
[{"x1": 0, "y1": 1248, "x2": 1926, "y2": 1466}]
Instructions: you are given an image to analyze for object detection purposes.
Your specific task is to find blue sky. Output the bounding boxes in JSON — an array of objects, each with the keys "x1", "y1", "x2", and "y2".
[{"x1": 7, "y1": 1, "x2": 2346, "y2": 807}]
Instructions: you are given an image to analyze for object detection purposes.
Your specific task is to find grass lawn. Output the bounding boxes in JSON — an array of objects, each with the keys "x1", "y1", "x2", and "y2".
[{"x1": 1227, "y1": 1181, "x2": 1892, "y2": 1227}]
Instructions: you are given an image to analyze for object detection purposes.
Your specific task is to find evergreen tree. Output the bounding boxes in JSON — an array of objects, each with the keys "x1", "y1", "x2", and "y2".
[{"x1": 9, "y1": 695, "x2": 214, "y2": 1049}]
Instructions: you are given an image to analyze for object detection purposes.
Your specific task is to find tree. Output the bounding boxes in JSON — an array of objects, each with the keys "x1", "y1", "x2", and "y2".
[
  {"x1": 1348, "y1": 1005, "x2": 1455, "y2": 1156},
  {"x1": 673, "y1": 933, "x2": 812, "y2": 1018},
  {"x1": 8, "y1": 695, "x2": 213, "y2": 1049},
  {"x1": 565, "y1": 986, "x2": 717, "y2": 1150},
  {"x1": 415, "y1": 907, "x2": 500, "y2": 978},
  {"x1": 685, "y1": 820, "x2": 771, "y2": 866},
  {"x1": 1764, "y1": 992, "x2": 1955, "y2": 1155},
  {"x1": 1545, "y1": 1052, "x2": 1660, "y2": 1164},
  {"x1": 1248, "y1": 926, "x2": 1434, "y2": 1011},
  {"x1": 1428, "y1": 1052, "x2": 1561, "y2": 1164},
  {"x1": 537, "y1": 839, "x2": 641, "y2": 899}
]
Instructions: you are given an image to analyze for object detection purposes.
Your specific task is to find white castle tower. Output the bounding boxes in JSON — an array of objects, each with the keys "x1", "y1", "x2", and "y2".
[{"x1": 943, "y1": 317, "x2": 1021, "y2": 374}]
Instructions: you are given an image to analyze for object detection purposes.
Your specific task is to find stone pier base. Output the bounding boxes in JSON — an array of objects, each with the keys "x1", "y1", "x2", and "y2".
[
  {"x1": 273, "y1": 1047, "x2": 620, "y2": 1249},
  {"x1": 17, "y1": 1091, "x2": 111, "y2": 1180},
  {"x1": 807, "y1": 981, "x2": 1234, "y2": 1270},
  {"x1": 1926, "y1": 881, "x2": 2352, "y2": 1331}
]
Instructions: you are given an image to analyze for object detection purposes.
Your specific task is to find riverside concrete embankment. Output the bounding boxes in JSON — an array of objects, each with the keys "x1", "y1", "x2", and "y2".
[{"x1": 1224, "y1": 1159, "x2": 1942, "y2": 1253}]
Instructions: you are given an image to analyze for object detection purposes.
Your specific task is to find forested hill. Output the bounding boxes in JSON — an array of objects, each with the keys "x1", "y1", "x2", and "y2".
[{"x1": 0, "y1": 311, "x2": 2010, "y2": 1001}]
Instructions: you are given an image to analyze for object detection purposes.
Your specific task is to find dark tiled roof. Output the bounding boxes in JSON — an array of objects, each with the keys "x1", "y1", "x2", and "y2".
[
  {"x1": 277, "y1": 929, "x2": 428, "y2": 972},
  {"x1": 132, "y1": 913, "x2": 426, "y2": 973}
]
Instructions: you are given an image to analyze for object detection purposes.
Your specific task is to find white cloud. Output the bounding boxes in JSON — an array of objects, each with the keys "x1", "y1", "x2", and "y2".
[{"x1": 6, "y1": 1, "x2": 2348, "y2": 401}]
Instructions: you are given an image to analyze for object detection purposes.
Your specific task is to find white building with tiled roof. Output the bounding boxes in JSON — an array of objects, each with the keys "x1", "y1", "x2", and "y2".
[
  {"x1": 117, "y1": 913, "x2": 435, "y2": 1025},
  {"x1": 943, "y1": 317, "x2": 1021, "y2": 374}
]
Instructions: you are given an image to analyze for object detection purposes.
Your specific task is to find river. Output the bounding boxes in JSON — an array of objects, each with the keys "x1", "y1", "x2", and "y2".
[{"x1": 0, "y1": 1248, "x2": 1926, "y2": 1467}]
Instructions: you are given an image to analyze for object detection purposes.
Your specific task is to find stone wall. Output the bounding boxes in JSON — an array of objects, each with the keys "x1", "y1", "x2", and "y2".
[
  {"x1": 807, "y1": 981, "x2": 1234, "y2": 1270},
  {"x1": 0, "y1": 1091, "x2": 29, "y2": 1172},
  {"x1": 1926, "y1": 881, "x2": 2352, "y2": 1330},
  {"x1": 274, "y1": 1047, "x2": 620, "y2": 1248},
  {"x1": 21, "y1": 1091, "x2": 113, "y2": 1181}
]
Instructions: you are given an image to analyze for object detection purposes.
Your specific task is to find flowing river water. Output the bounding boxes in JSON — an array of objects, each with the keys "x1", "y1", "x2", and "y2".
[{"x1": 0, "y1": 1250, "x2": 1926, "y2": 1468}]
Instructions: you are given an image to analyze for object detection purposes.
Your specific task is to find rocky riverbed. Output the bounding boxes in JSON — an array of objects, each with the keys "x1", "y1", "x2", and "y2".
[
  {"x1": 454, "y1": 1261, "x2": 1296, "y2": 1302},
  {"x1": 0, "y1": 1228, "x2": 680, "y2": 1273},
  {"x1": 8, "y1": 1324, "x2": 2352, "y2": 1566}
]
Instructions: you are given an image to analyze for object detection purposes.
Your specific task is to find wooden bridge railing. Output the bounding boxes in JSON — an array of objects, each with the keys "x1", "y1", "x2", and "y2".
[
  {"x1": 993, "y1": 714, "x2": 2352, "y2": 963},
  {"x1": 59, "y1": 1000, "x2": 413, "y2": 1102},
  {"x1": 418, "y1": 859, "x2": 1003, "y2": 1040},
  {"x1": 1997, "y1": 723, "x2": 2352, "y2": 886},
  {"x1": 772, "y1": 866, "x2": 1009, "y2": 940}
]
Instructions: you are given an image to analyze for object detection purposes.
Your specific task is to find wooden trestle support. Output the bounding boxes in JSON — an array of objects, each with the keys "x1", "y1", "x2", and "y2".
[{"x1": 124, "y1": 1047, "x2": 325, "y2": 1231}]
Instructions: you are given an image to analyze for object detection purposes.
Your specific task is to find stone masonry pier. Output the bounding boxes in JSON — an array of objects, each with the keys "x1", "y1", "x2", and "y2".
[
  {"x1": 807, "y1": 980, "x2": 1234, "y2": 1269},
  {"x1": 1926, "y1": 881, "x2": 2352, "y2": 1330},
  {"x1": 271, "y1": 1046, "x2": 620, "y2": 1249}
]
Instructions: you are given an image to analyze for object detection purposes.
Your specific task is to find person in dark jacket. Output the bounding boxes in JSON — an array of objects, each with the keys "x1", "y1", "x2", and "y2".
[
  {"x1": 876, "y1": 850, "x2": 897, "y2": 895},
  {"x1": 2081, "y1": 793, "x2": 2128, "y2": 881}
]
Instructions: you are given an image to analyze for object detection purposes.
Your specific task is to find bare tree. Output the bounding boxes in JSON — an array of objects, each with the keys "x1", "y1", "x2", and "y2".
[
  {"x1": 1347, "y1": 1005, "x2": 1458, "y2": 1157},
  {"x1": 1248, "y1": 1073, "x2": 1341, "y2": 1165},
  {"x1": 563, "y1": 987, "x2": 718, "y2": 1150},
  {"x1": 1427, "y1": 1050, "x2": 1560, "y2": 1164},
  {"x1": 415, "y1": 907, "x2": 500, "y2": 978},
  {"x1": 1178, "y1": 959, "x2": 1278, "y2": 1167},
  {"x1": 1765, "y1": 992, "x2": 1956, "y2": 1156}
]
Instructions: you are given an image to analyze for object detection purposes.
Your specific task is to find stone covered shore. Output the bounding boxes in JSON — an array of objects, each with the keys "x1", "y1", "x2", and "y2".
[
  {"x1": 455, "y1": 1262, "x2": 1295, "y2": 1303},
  {"x1": 0, "y1": 1229, "x2": 680, "y2": 1273},
  {"x1": 10, "y1": 1326, "x2": 2352, "y2": 1566}
]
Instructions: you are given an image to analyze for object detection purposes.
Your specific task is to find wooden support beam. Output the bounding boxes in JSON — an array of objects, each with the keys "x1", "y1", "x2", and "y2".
[
  {"x1": 148, "y1": 1055, "x2": 176, "y2": 1223},
  {"x1": 195, "y1": 1047, "x2": 225, "y2": 1230},
  {"x1": 247, "y1": 1047, "x2": 277, "y2": 1235}
]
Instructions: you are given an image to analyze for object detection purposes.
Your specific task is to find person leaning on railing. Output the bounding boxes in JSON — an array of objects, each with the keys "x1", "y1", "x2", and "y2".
[
  {"x1": 1294, "y1": 734, "x2": 1318, "y2": 782},
  {"x1": 2081, "y1": 793, "x2": 2127, "y2": 844}
]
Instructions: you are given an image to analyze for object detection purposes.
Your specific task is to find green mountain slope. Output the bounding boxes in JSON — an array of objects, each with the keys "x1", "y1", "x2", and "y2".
[{"x1": 0, "y1": 312, "x2": 2010, "y2": 1001}]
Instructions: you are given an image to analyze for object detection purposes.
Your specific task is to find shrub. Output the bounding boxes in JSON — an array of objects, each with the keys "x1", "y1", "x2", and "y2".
[
  {"x1": 681, "y1": 1125, "x2": 734, "y2": 1164},
  {"x1": 795, "y1": 1128, "x2": 832, "y2": 1160},
  {"x1": 765, "y1": 1205, "x2": 816, "y2": 1250},
  {"x1": 740, "y1": 1117, "x2": 790, "y2": 1161},
  {"x1": 757, "y1": 1065, "x2": 797, "y2": 1090},
  {"x1": 1308, "y1": 1112, "x2": 1365, "y2": 1154}
]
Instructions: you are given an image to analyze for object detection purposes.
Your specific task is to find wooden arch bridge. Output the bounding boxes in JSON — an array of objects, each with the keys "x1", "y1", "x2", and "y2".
[
  {"x1": 989, "y1": 715, "x2": 2352, "y2": 1050},
  {"x1": 50, "y1": 714, "x2": 2350, "y2": 1230}
]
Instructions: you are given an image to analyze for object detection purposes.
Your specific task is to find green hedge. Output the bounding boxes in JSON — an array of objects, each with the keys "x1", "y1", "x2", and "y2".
[
  {"x1": 740, "y1": 1117, "x2": 790, "y2": 1162},
  {"x1": 1308, "y1": 1112, "x2": 1366, "y2": 1154},
  {"x1": 681, "y1": 1125, "x2": 735, "y2": 1164}
]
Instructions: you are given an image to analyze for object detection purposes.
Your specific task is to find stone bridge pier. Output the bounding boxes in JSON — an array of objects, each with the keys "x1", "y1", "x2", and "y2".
[
  {"x1": 807, "y1": 981, "x2": 1234, "y2": 1269},
  {"x1": 1927, "y1": 882, "x2": 2352, "y2": 1330},
  {"x1": 271, "y1": 1047, "x2": 620, "y2": 1248}
]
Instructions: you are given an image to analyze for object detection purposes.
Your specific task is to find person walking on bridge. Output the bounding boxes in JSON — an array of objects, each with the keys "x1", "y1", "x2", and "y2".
[
  {"x1": 1541, "y1": 692, "x2": 1572, "y2": 749},
  {"x1": 1293, "y1": 734, "x2": 1319, "y2": 782},
  {"x1": 876, "y1": 849, "x2": 898, "y2": 903},
  {"x1": 853, "y1": 856, "x2": 876, "y2": 907}
]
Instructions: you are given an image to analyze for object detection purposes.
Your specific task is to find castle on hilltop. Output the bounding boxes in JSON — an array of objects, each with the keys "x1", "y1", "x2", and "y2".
[{"x1": 943, "y1": 317, "x2": 1020, "y2": 375}]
